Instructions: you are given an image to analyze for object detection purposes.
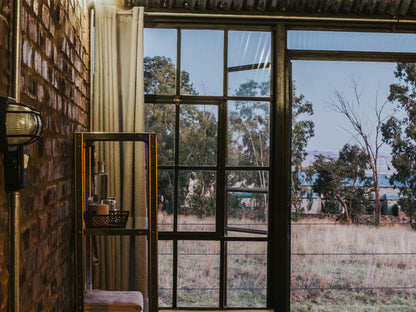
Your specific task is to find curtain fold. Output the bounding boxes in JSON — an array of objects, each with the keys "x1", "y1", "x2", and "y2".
[{"x1": 92, "y1": 3, "x2": 146, "y2": 298}]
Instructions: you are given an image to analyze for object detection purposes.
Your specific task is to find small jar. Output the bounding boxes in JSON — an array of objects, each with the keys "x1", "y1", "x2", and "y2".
[{"x1": 101, "y1": 197, "x2": 117, "y2": 212}]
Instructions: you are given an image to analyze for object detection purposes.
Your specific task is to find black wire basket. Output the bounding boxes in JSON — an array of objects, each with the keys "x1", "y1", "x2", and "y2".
[{"x1": 84, "y1": 211, "x2": 129, "y2": 228}]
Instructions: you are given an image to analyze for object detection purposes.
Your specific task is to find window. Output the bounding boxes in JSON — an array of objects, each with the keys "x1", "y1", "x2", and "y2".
[
  {"x1": 144, "y1": 27, "x2": 271, "y2": 309},
  {"x1": 289, "y1": 31, "x2": 416, "y2": 312},
  {"x1": 144, "y1": 24, "x2": 416, "y2": 312}
]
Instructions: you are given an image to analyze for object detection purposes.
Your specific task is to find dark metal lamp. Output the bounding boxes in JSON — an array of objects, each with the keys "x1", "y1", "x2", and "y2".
[{"x1": 0, "y1": 96, "x2": 43, "y2": 190}]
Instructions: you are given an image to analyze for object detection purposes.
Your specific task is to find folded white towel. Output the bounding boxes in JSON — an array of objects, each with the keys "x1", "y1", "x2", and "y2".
[{"x1": 84, "y1": 290, "x2": 143, "y2": 311}]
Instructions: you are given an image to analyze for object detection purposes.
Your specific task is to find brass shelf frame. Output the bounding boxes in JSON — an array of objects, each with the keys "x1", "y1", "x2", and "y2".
[{"x1": 74, "y1": 132, "x2": 158, "y2": 312}]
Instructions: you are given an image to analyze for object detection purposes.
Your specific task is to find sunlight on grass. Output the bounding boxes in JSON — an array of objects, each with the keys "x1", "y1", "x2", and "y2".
[
  {"x1": 291, "y1": 218, "x2": 416, "y2": 311},
  {"x1": 158, "y1": 214, "x2": 416, "y2": 310}
]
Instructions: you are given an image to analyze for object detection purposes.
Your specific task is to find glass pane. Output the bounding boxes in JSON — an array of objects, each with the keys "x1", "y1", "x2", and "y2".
[
  {"x1": 178, "y1": 241, "x2": 220, "y2": 307},
  {"x1": 181, "y1": 30, "x2": 223, "y2": 96},
  {"x1": 226, "y1": 170, "x2": 269, "y2": 189},
  {"x1": 178, "y1": 170, "x2": 216, "y2": 232},
  {"x1": 159, "y1": 241, "x2": 173, "y2": 307},
  {"x1": 227, "y1": 101, "x2": 270, "y2": 166},
  {"x1": 144, "y1": 103, "x2": 175, "y2": 166},
  {"x1": 227, "y1": 192, "x2": 268, "y2": 234},
  {"x1": 179, "y1": 104, "x2": 218, "y2": 166},
  {"x1": 228, "y1": 69, "x2": 270, "y2": 97},
  {"x1": 228, "y1": 31, "x2": 271, "y2": 67},
  {"x1": 144, "y1": 28, "x2": 177, "y2": 95},
  {"x1": 290, "y1": 60, "x2": 414, "y2": 310},
  {"x1": 227, "y1": 241, "x2": 267, "y2": 307},
  {"x1": 228, "y1": 31, "x2": 271, "y2": 97},
  {"x1": 158, "y1": 170, "x2": 174, "y2": 231},
  {"x1": 89, "y1": 236, "x2": 148, "y2": 295},
  {"x1": 288, "y1": 30, "x2": 416, "y2": 52}
]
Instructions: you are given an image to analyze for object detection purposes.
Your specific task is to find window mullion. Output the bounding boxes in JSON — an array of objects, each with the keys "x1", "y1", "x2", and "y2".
[
  {"x1": 218, "y1": 29, "x2": 229, "y2": 308},
  {"x1": 172, "y1": 28, "x2": 181, "y2": 307}
]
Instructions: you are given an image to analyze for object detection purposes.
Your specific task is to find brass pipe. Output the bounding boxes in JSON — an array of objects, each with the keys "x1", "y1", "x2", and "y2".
[
  {"x1": 10, "y1": 192, "x2": 20, "y2": 312},
  {"x1": 12, "y1": 0, "x2": 21, "y2": 102},
  {"x1": 89, "y1": 8, "x2": 94, "y2": 131},
  {"x1": 11, "y1": 0, "x2": 22, "y2": 310}
]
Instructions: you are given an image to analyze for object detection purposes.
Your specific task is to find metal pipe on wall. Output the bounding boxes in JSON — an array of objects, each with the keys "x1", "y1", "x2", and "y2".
[
  {"x1": 89, "y1": 8, "x2": 94, "y2": 131},
  {"x1": 10, "y1": 193, "x2": 20, "y2": 312},
  {"x1": 12, "y1": 0, "x2": 21, "y2": 102},
  {"x1": 11, "y1": 0, "x2": 22, "y2": 310}
]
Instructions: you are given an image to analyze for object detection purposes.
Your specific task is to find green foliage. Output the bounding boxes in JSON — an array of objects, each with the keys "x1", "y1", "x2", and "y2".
[
  {"x1": 144, "y1": 58, "x2": 314, "y2": 222},
  {"x1": 382, "y1": 62, "x2": 416, "y2": 221},
  {"x1": 144, "y1": 56, "x2": 197, "y2": 95},
  {"x1": 179, "y1": 105, "x2": 217, "y2": 166},
  {"x1": 181, "y1": 171, "x2": 216, "y2": 218},
  {"x1": 291, "y1": 87, "x2": 315, "y2": 216},
  {"x1": 144, "y1": 56, "x2": 210, "y2": 216},
  {"x1": 228, "y1": 80, "x2": 270, "y2": 168},
  {"x1": 310, "y1": 144, "x2": 371, "y2": 220},
  {"x1": 227, "y1": 80, "x2": 271, "y2": 220},
  {"x1": 321, "y1": 199, "x2": 342, "y2": 214}
]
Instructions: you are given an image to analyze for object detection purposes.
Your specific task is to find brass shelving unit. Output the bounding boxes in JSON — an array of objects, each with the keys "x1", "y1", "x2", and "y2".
[{"x1": 74, "y1": 132, "x2": 158, "y2": 312}]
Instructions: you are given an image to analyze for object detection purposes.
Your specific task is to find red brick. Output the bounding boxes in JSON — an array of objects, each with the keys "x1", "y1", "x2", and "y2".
[
  {"x1": 21, "y1": 7, "x2": 28, "y2": 33},
  {"x1": 0, "y1": 270, "x2": 9, "y2": 310},
  {"x1": 0, "y1": 19, "x2": 8, "y2": 48},
  {"x1": 42, "y1": 4, "x2": 50, "y2": 28},
  {"x1": 33, "y1": 0, "x2": 39, "y2": 16},
  {"x1": 1, "y1": 0, "x2": 89, "y2": 310},
  {"x1": 37, "y1": 82, "x2": 44, "y2": 102},
  {"x1": 45, "y1": 36, "x2": 52, "y2": 59},
  {"x1": 28, "y1": 14, "x2": 38, "y2": 43},
  {"x1": 34, "y1": 50, "x2": 41, "y2": 74},
  {"x1": 22, "y1": 39, "x2": 33, "y2": 67},
  {"x1": 41, "y1": 59, "x2": 48, "y2": 80}
]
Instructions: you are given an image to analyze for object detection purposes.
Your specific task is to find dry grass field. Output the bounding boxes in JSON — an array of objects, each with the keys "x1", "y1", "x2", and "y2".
[
  {"x1": 291, "y1": 218, "x2": 416, "y2": 311},
  {"x1": 158, "y1": 214, "x2": 416, "y2": 311}
]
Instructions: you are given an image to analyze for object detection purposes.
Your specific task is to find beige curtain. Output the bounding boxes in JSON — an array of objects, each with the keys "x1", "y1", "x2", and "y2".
[{"x1": 92, "y1": 3, "x2": 147, "y2": 298}]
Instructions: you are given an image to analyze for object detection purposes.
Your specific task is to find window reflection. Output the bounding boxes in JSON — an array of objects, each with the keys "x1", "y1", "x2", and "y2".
[
  {"x1": 144, "y1": 29, "x2": 177, "y2": 95},
  {"x1": 228, "y1": 31, "x2": 271, "y2": 97}
]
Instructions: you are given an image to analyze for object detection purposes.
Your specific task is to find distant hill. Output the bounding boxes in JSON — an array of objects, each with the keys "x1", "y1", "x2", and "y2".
[{"x1": 302, "y1": 150, "x2": 394, "y2": 174}]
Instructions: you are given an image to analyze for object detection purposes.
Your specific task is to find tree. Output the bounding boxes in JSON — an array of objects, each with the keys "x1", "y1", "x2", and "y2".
[
  {"x1": 227, "y1": 80, "x2": 270, "y2": 220},
  {"x1": 227, "y1": 80, "x2": 315, "y2": 220},
  {"x1": 331, "y1": 79, "x2": 390, "y2": 224},
  {"x1": 291, "y1": 88, "x2": 314, "y2": 216},
  {"x1": 309, "y1": 144, "x2": 370, "y2": 222},
  {"x1": 144, "y1": 56, "x2": 196, "y2": 95},
  {"x1": 382, "y1": 63, "x2": 416, "y2": 223},
  {"x1": 145, "y1": 56, "x2": 217, "y2": 217},
  {"x1": 179, "y1": 105, "x2": 217, "y2": 218}
]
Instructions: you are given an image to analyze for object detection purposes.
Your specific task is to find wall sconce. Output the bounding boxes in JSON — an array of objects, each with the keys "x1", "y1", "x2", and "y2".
[{"x1": 0, "y1": 96, "x2": 42, "y2": 190}]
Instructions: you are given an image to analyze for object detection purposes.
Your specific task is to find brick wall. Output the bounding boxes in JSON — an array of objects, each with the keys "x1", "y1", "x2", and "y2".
[
  {"x1": 0, "y1": 1, "x2": 13, "y2": 311},
  {"x1": 0, "y1": 0, "x2": 90, "y2": 310}
]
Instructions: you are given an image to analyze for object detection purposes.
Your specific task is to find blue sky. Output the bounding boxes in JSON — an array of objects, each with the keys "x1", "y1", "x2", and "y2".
[{"x1": 292, "y1": 61, "x2": 399, "y2": 153}]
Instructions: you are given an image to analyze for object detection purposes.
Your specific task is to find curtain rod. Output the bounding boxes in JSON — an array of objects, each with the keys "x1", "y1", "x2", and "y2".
[{"x1": 114, "y1": 10, "x2": 416, "y2": 24}]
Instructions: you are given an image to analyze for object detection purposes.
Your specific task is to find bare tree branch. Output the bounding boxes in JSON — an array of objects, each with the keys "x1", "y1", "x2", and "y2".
[{"x1": 330, "y1": 81, "x2": 392, "y2": 224}]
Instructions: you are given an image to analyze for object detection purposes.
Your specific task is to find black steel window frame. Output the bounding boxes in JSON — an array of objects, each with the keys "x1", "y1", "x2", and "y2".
[
  {"x1": 143, "y1": 19, "x2": 416, "y2": 312},
  {"x1": 286, "y1": 29, "x2": 416, "y2": 312},
  {"x1": 144, "y1": 26, "x2": 274, "y2": 310}
]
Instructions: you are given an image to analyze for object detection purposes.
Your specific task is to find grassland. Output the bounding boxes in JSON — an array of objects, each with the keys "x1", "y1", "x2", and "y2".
[{"x1": 158, "y1": 214, "x2": 416, "y2": 311}]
